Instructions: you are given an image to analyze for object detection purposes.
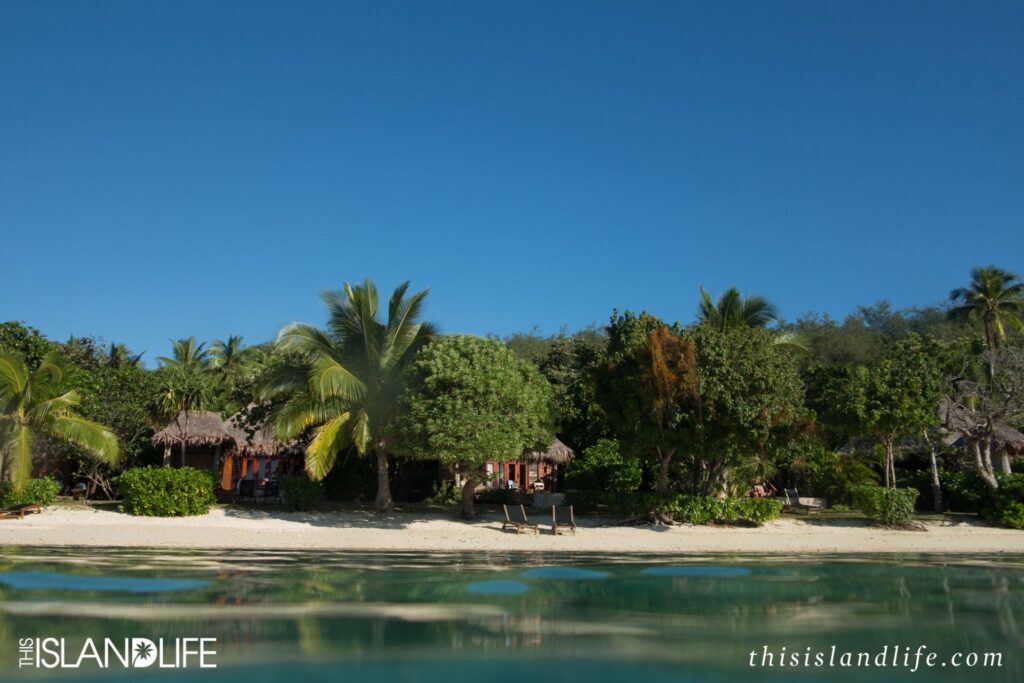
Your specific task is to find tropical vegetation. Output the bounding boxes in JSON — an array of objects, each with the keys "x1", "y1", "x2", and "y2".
[{"x1": 0, "y1": 266, "x2": 1021, "y2": 529}]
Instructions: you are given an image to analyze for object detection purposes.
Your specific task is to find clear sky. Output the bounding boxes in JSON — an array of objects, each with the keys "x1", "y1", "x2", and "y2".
[{"x1": 1, "y1": 1, "x2": 1022, "y2": 363}]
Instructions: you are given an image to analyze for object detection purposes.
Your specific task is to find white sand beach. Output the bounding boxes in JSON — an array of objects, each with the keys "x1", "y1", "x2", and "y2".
[{"x1": 0, "y1": 505, "x2": 1021, "y2": 553}]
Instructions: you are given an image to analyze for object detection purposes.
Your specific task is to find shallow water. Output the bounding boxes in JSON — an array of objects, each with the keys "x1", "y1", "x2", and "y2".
[{"x1": 0, "y1": 548, "x2": 1021, "y2": 682}]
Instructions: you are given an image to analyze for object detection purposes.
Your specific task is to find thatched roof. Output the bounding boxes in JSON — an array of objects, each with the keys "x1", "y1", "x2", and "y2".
[
  {"x1": 225, "y1": 413, "x2": 303, "y2": 458},
  {"x1": 152, "y1": 411, "x2": 234, "y2": 448},
  {"x1": 153, "y1": 410, "x2": 301, "y2": 457},
  {"x1": 526, "y1": 438, "x2": 575, "y2": 465},
  {"x1": 938, "y1": 397, "x2": 1024, "y2": 454}
]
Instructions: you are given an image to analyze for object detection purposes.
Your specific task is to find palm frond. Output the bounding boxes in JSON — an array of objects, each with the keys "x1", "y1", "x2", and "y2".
[
  {"x1": 49, "y1": 415, "x2": 121, "y2": 465},
  {"x1": 305, "y1": 412, "x2": 353, "y2": 479}
]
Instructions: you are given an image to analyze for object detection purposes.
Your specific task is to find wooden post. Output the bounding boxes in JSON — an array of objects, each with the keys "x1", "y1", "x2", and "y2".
[{"x1": 163, "y1": 445, "x2": 172, "y2": 467}]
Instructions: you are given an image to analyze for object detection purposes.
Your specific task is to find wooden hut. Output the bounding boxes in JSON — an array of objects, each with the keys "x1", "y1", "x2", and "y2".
[
  {"x1": 481, "y1": 438, "x2": 575, "y2": 493},
  {"x1": 152, "y1": 410, "x2": 301, "y2": 493}
]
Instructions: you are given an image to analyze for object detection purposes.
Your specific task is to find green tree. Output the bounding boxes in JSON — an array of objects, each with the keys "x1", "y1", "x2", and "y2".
[
  {"x1": 265, "y1": 279, "x2": 435, "y2": 513},
  {"x1": 564, "y1": 438, "x2": 641, "y2": 494},
  {"x1": 0, "y1": 322, "x2": 55, "y2": 370},
  {"x1": 0, "y1": 350, "x2": 120, "y2": 489},
  {"x1": 687, "y1": 324, "x2": 807, "y2": 495},
  {"x1": 830, "y1": 335, "x2": 946, "y2": 488},
  {"x1": 393, "y1": 335, "x2": 554, "y2": 518},
  {"x1": 948, "y1": 266, "x2": 1024, "y2": 359},
  {"x1": 595, "y1": 311, "x2": 698, "y2": 496},
  {"x1": 157, "y1": 337, "x2": 211, "y2": 370}
]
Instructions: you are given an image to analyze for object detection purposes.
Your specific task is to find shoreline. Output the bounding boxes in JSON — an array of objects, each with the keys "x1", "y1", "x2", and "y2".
[{"x1": 0, "y1": 506, "x2": 1021, "y2": 554}]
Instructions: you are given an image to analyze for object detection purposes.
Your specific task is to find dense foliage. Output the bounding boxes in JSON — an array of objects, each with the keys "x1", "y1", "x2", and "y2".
[
  {"x1": 2, "y1": 265, "x2": 1022, "y2": 529},
  {"x1": 393, "y1": 335, "x2": 554, "y2": 517},
  {"x1": 851, "y1": 485, "x2": 920, "y2": 527},
  {"x1": 281, "y1": 475, "x2": 324, "y2": 512},
  {"x1": 0, "y1": 478, "x2": 60, "y2": 507},
  {"x1": 115, "y1": 466, "x2": 216, "y2": 516}
]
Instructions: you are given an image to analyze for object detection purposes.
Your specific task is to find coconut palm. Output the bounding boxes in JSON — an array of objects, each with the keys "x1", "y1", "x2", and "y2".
[
  {"x1": 209, "y1": 335, "x2": 246, "y2": 372},
  {"x1": 0, "y1": 350, "x2": 120, "y2": 490},
  {"x1": 698, "y1": 287, "x2": 807, "y2": 350},
  {"x1": 698, "y1": 286, "x2": 780, "y2": 330},
  {"x1": 263, "y1": 279, "x2": 435, "y2": 513},
  {"x1": 156, "y1": 337, "x2": 211, "y2": 370},
  {"x1": 107, "y1": 343, "x2": 143, "y2": 369},
  {"x1": 157, "y1": 337, "x2": 213, "y2": 466},
  {"x1": 948, "y1": 266, "x2": 1024, "y2": 353}
]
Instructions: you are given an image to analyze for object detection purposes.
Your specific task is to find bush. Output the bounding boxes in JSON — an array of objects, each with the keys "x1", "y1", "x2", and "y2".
[
  {"x1": 565, "y1": 439, "x2": 642, "y2": 494},
  {"x1": 988, "y1": 473, "x2": 1024, "y2": 529},
  {"x1": 423, "y1": 480, "x2": 462, "y2": 505},
  {"x1": 475, "y1": 487, "x2": 515, "y2": 505},
  {"x1": 941, "y1": 470, "x2": 987, "y2": 513},
  {"x1": 0, "y1": 478, "x2": 60, "y2": 507},
  {"x1": 282, "y1": 475, "x2": 323, "y2": 512},
  {"x1": 565, "y1": 491, "x2": 782, "y2": 526},
  {"x1": 115, "y1": 467, "x2": 216, "y2": 517},
  {"x1": 851, "y1": 485, "x2": 919, "y2": 527}
]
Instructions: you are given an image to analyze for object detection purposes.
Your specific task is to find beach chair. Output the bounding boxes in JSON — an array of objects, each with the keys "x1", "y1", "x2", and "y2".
[
  {"x1": 0, "y1": 503, "x2": 43, "y2": 520},
  {"x1": 783, "y1": 488, "x2": 821, "y2": 515},
  {"x1": 551, "y1": 505, "x2": 577, "y2": 535},
  {"x1": 502, "y1": 504, "x2": 539, "y2": 534}
]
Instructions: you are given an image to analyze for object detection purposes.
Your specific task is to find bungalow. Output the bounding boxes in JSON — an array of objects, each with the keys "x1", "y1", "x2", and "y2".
[
  {"x1": 479, "y1": 438, "x2": 575, "y2": 493},
  {"x1": 152, "y1": 410, "x2": 302, "y2": 494}
]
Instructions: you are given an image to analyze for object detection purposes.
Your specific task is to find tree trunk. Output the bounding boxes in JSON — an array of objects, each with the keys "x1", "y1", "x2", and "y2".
[
  {"x1": 460, "y1": 476, "x2": 478, "y2": 519},
  {"x1": 373, "y1": 449, "x2": 393, "y2": 514},
  {"x1": 180, "y1": 440, "x2": 187, "y2": 468},
  {"x1": 924, "y1": 431, "x2": 942, "y2": 512},
  {"x1": 973, "y1": 439, "x2": 1000, "y2": 492},
  {"x1": 999, "y1": 449, "x2": 1013, "y2": 474},
  {"x1": 883, "y1": 439, "x2": 896, "y2": 489},
  {"x1": 656, "y1": 448, "x2": 674, "y2": 494},
  {"x1": 162, "y1": 445, "x2": 172, "y2": 467}
]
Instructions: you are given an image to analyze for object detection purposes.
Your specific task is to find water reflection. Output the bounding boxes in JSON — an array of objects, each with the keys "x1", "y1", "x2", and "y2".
[{"x1": 0, "y1": 548, "x2": 1020, "y2": 682}]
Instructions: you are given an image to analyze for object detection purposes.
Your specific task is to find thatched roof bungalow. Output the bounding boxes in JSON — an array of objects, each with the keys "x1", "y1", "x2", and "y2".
[
  {"x1": 153, "y1": 410, "x2": 301, "y2": 491},
  {"x1": 481, "y1": 438, "x2": 575, "y2": 493}
]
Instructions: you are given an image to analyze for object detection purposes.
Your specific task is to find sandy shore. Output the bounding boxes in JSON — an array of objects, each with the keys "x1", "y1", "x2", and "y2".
[{"x1": 0, "y1": 505, "x2": 1021, "y2": 554}]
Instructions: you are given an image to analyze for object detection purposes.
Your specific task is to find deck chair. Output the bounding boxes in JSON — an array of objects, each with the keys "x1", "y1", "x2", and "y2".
[
  {"x1": 551, "y1": 505, "x2": 577, "y2": 535},
  {"x1": 783, "y1": 488, "x2": 821, "y2": 515},
  {"x1": 0, "y1": 503, "x2": 43, "y2": 520},
  {"x1": 502, "y1": 504, "x2": 539, "y2": 534}
]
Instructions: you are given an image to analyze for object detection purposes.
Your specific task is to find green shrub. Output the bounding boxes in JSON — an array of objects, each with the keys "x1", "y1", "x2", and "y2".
[
  {"x1": 115, "y1": 467, "x2": 216, "y2": 517},
  {"x1": 282, "y1": 475, "x2": 323, "y2": 512},
  {"x1": 565, "y1": 439, "x2": 642, "y2": 493},
  {"x1": 423, "y1": 480, "x2": 461, "y2": 505},
  {"x1": 565, "y1": 491, "x2": 781, "y2": 525},
  {"x1": 941, "y1": 470, "x2": 986, "y2": 513},
  {"x1": 995, "y1": 502, "x2": 1024, "y2": 529},
  {"x1": 0, "y1": 478, "x2": 60, "y2": 507},
  {"x1": 851, "y1": 485, "x2": 919, "y2": 527},
  {"x1": 987, "y1": 473, "x2": 1024, "y2": 529}
]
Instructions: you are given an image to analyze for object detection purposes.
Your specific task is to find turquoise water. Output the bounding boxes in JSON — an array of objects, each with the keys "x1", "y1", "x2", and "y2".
[{"x1": 0, "y1": 549, "x2": 1021, "y2": 682}]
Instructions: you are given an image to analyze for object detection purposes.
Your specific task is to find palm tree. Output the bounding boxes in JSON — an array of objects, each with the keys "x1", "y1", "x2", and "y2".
[
  {"x1": 697, "y1": 287, "x2": 807, "y2": 350},
  {"x1": 948, "y1": 266, "x2": 1024, "y2": 354},
  {"x1": 156, "y1": 337, "x2": 211, "y2": 370},
  {"x1": 209, "y1": 335, "x2": 246, "y2": 373},
  {"x1": 0, "y1": 350, "x2": 120, "y2": 490},
  {"x1": 107, "y1": 343, "x2": 143, "y2": 369},
  {"x1": 263, "y1": 279, "x2": 435, "y2": 513},
  {"x1": 157, "y1": 337, "x2": 212, "y2": 466},
  {"x1": 698, "y1": 286, "x2": 780, "y2": 330}
]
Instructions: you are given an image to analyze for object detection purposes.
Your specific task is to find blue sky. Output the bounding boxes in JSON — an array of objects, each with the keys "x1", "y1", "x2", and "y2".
[{"x1": 1, "y1": 1, "x2": 1022, "y2": 363}]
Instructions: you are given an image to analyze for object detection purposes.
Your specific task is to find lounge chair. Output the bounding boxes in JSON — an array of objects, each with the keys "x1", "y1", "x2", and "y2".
[
  {"x1": 0, "y1": 503, "x2": 43, "y2": 520},
  {"x1": 502, "y1": 504, "x2": 539, "y2": 534},
  {"x1": 783, "y1": 488, "x2": 821, "y2": 515},
  {"x1": 551, "y1": 505, "x2": 576, "y2": 535}
]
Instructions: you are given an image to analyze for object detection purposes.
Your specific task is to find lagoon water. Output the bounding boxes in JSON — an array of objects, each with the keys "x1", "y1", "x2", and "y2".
[{"x1": 0, "y1": 548, "x2": 1021, "y2": 682}]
